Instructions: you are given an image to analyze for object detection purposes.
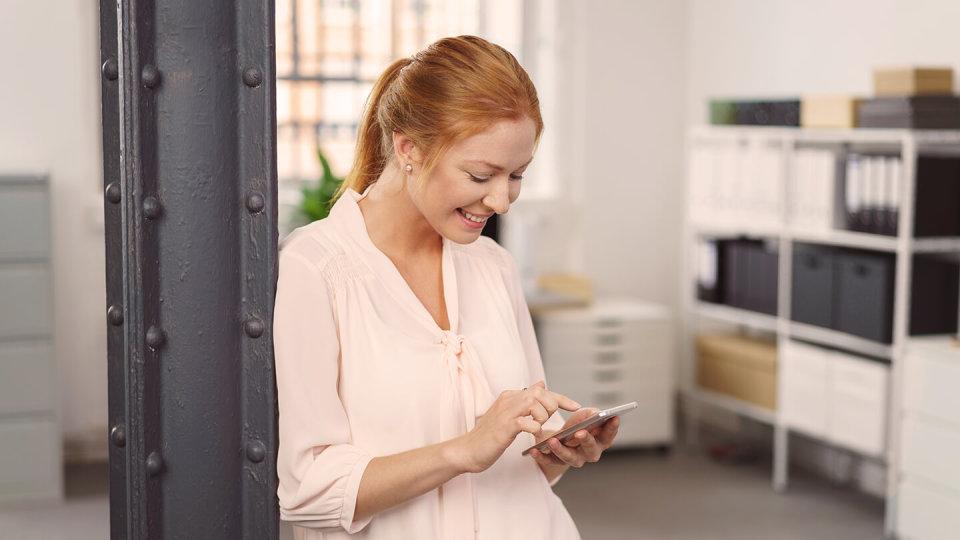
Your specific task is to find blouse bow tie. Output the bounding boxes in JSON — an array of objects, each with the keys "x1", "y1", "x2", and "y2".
[{"x1": 436, "y1": 330, "x2": 495, "y2": 538}]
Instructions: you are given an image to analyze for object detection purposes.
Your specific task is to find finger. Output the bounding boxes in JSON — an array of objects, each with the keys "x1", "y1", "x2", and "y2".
[
  {"x1": 530, "y1": 386, "x2": 559, "y2": 416},
  {"x1": 597, "y1": 416, "x2": 620, "y2": 447},
  {"x1": 548, "y1": 437, "x2": 584, "y2": 467},
  {"x1": 577, "y1": 431, "x2": 603, "y2": 462},
  {"x1": 516, "y1": 417, "x2": 543, "y2": 438},
  {"x1": 528, "y1": 401, "x2": 550, "y2": 425},
  {"x1": 529, "y1": 448, "x2": 563, "y2": 467},
  {"x1": 549, "y1": 390, "x2": 581, "y2": 412},
  {"x1": 562, "y1": 430, "x2": 589, "y2": 448}
]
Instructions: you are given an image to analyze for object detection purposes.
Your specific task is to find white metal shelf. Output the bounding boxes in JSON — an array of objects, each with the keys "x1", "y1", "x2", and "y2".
[
  {"x1": 681, "y1": 125, "x2": 960, "y2": 533},
  {"x1": 788, "y1": 229, "x2": 899, "y2": 251},
  {"x1": 692, "y1": 125, "x2": 960, "y2": 147},
  {"x1": 694, "y1": 302, "x2": 779, "y2": 333},
  {"x1": 685, "y1": 387, "x2": 776, "y2": 425},
  {"x1": 691, "y1": 223, "x2": 782, "y2": 240},
  {"x1": 692, "y1": 225, "x2": 960, "y2": 254},
  {"x1": 693, "y1": 301, "x2": 894, "y2": 359},
  {"x1": 788, "y1": 321, "x2": 894, "y2": 360}
]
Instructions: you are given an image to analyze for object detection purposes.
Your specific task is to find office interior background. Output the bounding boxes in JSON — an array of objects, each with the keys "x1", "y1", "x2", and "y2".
[{"x1": 3, "y1": 0, "x2": 960, "y2": 538}]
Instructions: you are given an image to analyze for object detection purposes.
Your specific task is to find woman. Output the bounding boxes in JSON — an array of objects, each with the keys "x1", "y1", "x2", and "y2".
[{"x1": 274, "y1": 35, "x2": 620, "y2": 539}]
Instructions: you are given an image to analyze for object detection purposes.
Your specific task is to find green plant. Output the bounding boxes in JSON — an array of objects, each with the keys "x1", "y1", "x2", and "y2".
[{"x1": 298, "y1": 148, "x2": 345, "y2": 223}]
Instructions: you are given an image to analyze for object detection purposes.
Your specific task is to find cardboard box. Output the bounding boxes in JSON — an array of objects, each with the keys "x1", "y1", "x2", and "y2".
[
  {"x1": 873, "y1": 67, "x2": 953, "y2": 97},
  {"x1": 696, "y1": 334, "x2": 777, "y2": 410},
  {"x1": 801, "y1": 95, "x2": 863, "y2": 128}
]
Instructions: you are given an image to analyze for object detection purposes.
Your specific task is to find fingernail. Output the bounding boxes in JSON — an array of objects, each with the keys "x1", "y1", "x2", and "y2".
[{"x1": 573, "y1": 402, "x2": 582, "y2": 409}]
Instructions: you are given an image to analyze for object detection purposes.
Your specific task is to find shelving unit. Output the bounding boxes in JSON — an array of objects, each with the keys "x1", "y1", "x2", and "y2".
[{"x1": 681, "y1": 125, "x2": 960, "y2": 537}]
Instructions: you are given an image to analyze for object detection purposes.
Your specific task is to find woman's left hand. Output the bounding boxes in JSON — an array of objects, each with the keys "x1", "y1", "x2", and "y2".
[{"x1": 529, "y1": 408, "x2": 620, "y2": 468}]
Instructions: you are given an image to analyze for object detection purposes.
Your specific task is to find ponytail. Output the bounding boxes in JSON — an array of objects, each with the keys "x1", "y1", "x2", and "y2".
[{"x1": 334, "y1": 58, "x2": 413, "y2": 202}]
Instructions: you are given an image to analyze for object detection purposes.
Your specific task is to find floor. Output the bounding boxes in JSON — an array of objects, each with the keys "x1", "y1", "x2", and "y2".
[{"x1": 0, "y1": 446, "x2": 883, "y2": 539}]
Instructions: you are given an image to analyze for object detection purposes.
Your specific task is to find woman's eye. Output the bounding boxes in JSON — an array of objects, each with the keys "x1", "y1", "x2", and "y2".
[
  {"x1": 468, "y1": 173, "x2": 491, "y2": 182},
  {"x1": 510, "y1": 174, "x2": 524, "y2": 181}
]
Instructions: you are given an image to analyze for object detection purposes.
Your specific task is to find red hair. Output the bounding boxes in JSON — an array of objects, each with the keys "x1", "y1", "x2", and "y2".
[{"x1": 335, "y1": 35, "x2": 543, "y2": 201}]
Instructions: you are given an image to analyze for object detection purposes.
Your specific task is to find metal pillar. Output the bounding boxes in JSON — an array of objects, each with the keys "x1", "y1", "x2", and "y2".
[{"x1": 99, "y1": 0, "x2": 279, "y2": 538}]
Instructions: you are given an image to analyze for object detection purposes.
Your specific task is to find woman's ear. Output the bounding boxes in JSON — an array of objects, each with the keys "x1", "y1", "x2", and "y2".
[{"x1": 391, "y1": 131, "x2": 424, "y2": 166}]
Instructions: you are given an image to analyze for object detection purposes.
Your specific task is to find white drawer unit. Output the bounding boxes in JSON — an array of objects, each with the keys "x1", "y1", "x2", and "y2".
[
  {"x1": 897, "y1": 337, "x2": 960, "y2": 540},
  {"x1": 0, "y1": 175, "x2": 61, "y2": 504},
  {"x1": 535, "y1": 298, "x2": 674, "y2": 449},
  {"x1": 897, "y1": 478, "x2": 960, "y2": 540},
  {"x1": 780, "y1": 340, "x2": 888, "y2": 457},
  {"x1": 903, "y1": 338, "x2": 960, "y2": 426}
]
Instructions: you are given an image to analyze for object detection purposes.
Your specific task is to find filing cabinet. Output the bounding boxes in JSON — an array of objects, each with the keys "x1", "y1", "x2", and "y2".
[
  {"x1": 0, "y1": 175, "x2": 61, "y2": 503},
  {"x1": 535, "y1": 298, "x2": 674, "y2": 449}
]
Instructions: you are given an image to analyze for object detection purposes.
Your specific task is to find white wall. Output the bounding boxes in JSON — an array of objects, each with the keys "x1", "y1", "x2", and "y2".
[
  {"x1": 555, "y1": 0, "x2": 687, "y2": 308},
  {"x1": 0, "y1": 1, "x2": 107, "y2": 460},
  {"x1": 686, "y1": 0, "x2": 960, "y2": 125}
]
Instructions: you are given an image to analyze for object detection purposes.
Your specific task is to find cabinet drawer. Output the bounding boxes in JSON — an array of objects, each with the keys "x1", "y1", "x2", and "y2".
[
  {"x1": 781, "y1": 340, "x2": 829, "y2": 435},
  {"x1": 782, "y1": 340, "x2": 830, "y2": 381},
  {"x1": 831, "y1": 352, "x2": 888, "y2": 403},
  {"x1": 900, "y1": 415, "x2": 960, "y2": 489},
  {"x1": 0, "y1": 265, "x2": 52, "y2": 340},
  {"x1": 0, "y1": 184, "x2": 49, "y2": 260},
  {"x1": 0, "y1": 341, "x2": 54, "y2": 415},
  {"x1": 904, "y1": 348, "x2": 960, "y2": 426},
  {"x1": 0, "y1": 419, "x2": 61, "y2": 502},
  {"x1": 898, "y1": 478, "x2": 960, "y2": 540},
  {"x1": 781, "y1": 377, "x2": 829, "y2": 436},
  {"x1": 828, "y1": 392, "x2": 886, "y2": 457}
]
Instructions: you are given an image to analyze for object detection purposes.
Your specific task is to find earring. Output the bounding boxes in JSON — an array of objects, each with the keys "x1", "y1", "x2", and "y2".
[{"x1": 404, "y1": 163, "x2": 413, "y2": 173}]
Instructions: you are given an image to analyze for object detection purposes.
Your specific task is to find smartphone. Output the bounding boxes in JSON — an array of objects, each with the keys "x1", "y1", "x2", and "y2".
[{"x1": 521, "y1": 401, "x2": 638, "y2": 456}]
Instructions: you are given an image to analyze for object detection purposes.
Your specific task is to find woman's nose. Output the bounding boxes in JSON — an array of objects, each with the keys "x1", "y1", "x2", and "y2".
[{"x1": 482, "y1": 179, "x2": 510, "y2": 214}]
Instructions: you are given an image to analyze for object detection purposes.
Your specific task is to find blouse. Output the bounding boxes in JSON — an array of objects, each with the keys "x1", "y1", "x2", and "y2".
[{"x1": 274, "y1": 186, "x2": 581, "y2": 539}]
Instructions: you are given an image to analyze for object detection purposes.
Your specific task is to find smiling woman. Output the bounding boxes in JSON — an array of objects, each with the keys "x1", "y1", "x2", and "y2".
[{"x1": 274, "y1": 35, "x2": 620, "y2": 540}]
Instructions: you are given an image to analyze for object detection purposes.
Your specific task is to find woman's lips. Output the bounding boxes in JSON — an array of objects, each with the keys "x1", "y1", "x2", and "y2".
[{"x1": 457, "y1": 208, "x2": 488, "y2": 229}]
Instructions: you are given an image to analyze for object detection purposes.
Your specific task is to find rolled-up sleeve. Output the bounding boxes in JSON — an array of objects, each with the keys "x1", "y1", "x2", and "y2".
[
  {"x1": 497, "y1": 244, "x2": 567, "y2": 487},
  {"x1": 274, "y1": 249, "x2": 374, "y2": 533}
]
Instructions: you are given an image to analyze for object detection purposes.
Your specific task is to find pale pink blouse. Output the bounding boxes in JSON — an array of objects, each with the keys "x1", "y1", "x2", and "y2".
[{"x1": 274, "y1": 186, "x2": 581, "y2": 539}]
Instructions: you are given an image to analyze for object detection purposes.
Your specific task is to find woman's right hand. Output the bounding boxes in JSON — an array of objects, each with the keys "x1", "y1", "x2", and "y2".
[{"x1": 449, "y1": 381, "x2": 581, "y2": 474}]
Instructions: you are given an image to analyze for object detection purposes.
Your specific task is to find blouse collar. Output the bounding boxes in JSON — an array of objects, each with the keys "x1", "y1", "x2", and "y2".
[{"x1": 328, "y1": 185, "x2": 461, "y2": 335}]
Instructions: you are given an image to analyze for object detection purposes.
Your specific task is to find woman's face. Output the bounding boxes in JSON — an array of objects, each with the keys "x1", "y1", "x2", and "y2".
[{"x1": 406, "y1": 117, "x2": 537, "y2": 245}]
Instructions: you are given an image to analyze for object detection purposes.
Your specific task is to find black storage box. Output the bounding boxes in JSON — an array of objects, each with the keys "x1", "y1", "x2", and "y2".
[
  {"x1": 911, "y1": 254, "x2": 960, "y2": 335},
  {"x1": 857, "y1": 96, "x2": 960, "y2": 129},
  {"x1": 834, "y1": 250, "x2": 895, "y2": 343},
  {"x1": 733, "y1": 100, "x2": 801, "y2": 127},
  {"x1": 915, "y1": 157, "x2": 960, "y2": 237},
  {"x1": 791, "y1": 243, "x2": 836, "y2": 328},
  {"x1": 722, "y1": 239, "x2": 779, "y2": 315}
]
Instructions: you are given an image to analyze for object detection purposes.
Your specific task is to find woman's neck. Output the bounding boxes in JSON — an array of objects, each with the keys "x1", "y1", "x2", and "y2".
[{"x1": 357, "y1": 162, "x2": 443, "y2": 261}]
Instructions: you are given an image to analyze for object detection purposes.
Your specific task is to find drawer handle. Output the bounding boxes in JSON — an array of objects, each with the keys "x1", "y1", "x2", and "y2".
[
  {"x1": 596, "y1": 318, "x2": 621, "y2": 328},
  {"x1": 854, "y1": 263, "x2": 871, "y2": 277},
  {"x1": 593, "y1": 369, "x2": 622, "y2": 383},
  {"x1": 595, "y1": 351, "x2": 622, "y2": 365},
  {"x1": 596, "y1": 333, "x2": 621, "y2": 346}
]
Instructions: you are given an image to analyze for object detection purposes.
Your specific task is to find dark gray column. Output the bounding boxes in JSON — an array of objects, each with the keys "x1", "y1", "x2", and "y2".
[{"x1": 99, "y1": 1, "x2": 279, "y2": 538}]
